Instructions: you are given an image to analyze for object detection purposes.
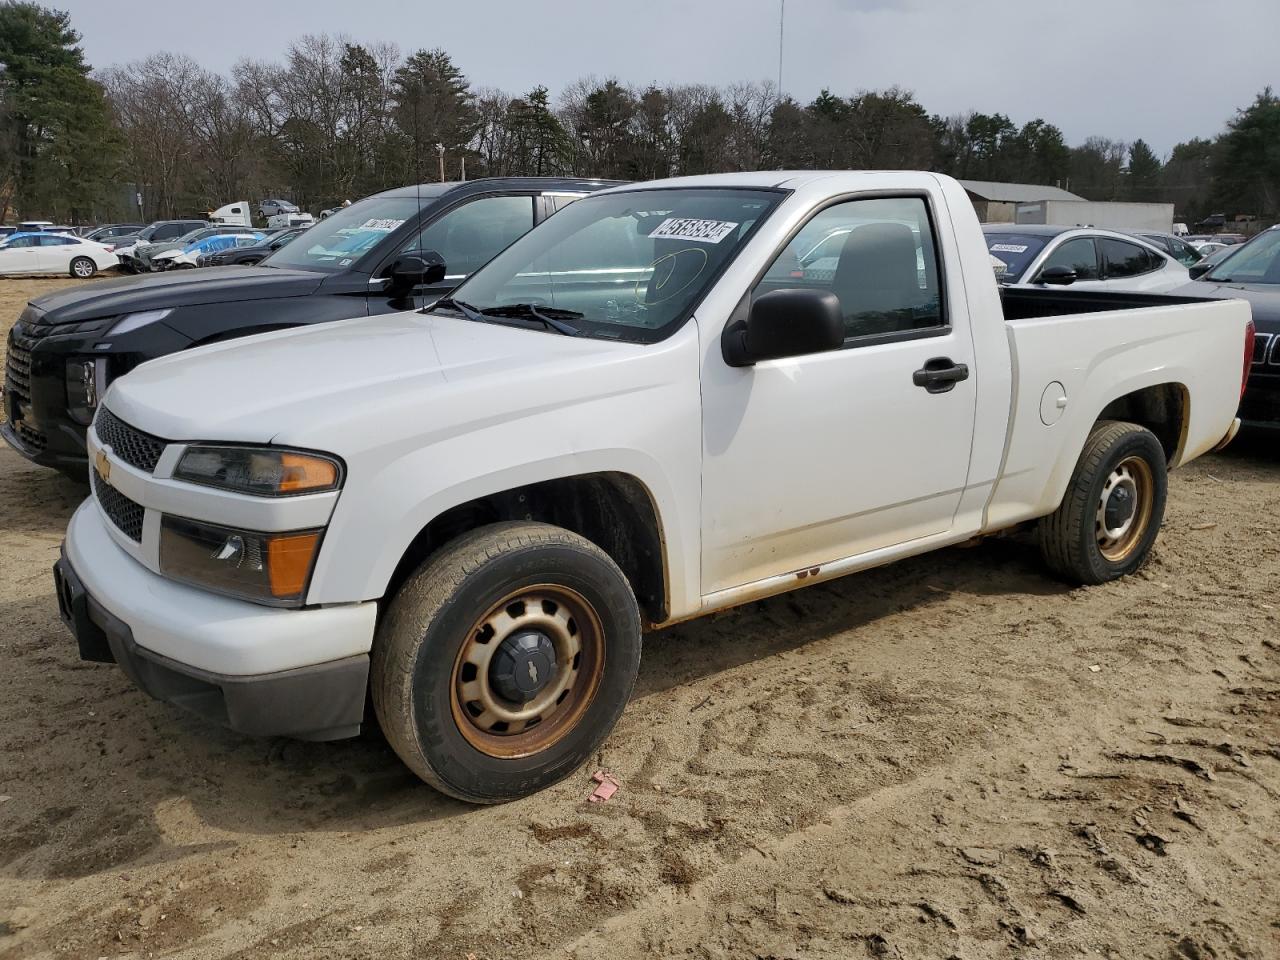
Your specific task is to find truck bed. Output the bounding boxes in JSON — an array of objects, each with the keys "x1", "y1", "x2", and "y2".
[{"x1": 998, "y1": 286, "x2": 1211, "y2": 321}]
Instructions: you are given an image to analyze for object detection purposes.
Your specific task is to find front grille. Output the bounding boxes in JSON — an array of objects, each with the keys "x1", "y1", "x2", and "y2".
[
  {"x1": 5, "y1": 324, "x2": 36, "y2": 408},
  {"x1": 92, "y1": 468, "x2": 144, "y2": 542},
  {"x1": 1253, "y1": 333, "x2": 1272, "y2": 365},
  {"x1": 16, "y1": 422, "x2": 46, "y2": 451},
  {"x1": 94, "y1": 407, "x2": 167, "y2": 473}
]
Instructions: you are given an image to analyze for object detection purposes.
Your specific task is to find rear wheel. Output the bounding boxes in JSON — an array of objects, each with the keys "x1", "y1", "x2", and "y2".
[
  {"x1": 372, "y1": 521, "x2": 642, "y2": 803},
  {"x1": 70, "y1": 257, "x2": 96, "y2": 279},
  {"x1": 1040, "y1": 420, "x2": 1167, "y2": 584}
]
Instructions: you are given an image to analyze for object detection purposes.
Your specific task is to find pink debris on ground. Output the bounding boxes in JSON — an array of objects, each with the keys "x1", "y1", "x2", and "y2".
[{"x1": 589, "y1": 771, "x2": 620, "y2": 803}]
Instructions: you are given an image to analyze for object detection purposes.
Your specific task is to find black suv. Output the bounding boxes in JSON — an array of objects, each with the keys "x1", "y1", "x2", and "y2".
[{"x1": 3, "y1": 178, "x2": 619, "y2": 476}]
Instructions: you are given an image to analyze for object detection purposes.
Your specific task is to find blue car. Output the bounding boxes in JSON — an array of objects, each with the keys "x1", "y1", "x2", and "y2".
[{"x1": 152, "y1": 232, "x2": 268, "y2": 270}]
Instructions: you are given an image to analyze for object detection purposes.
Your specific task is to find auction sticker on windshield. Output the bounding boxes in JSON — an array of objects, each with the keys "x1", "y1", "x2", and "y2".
[
  {"x1": 649, "y1": 218, "x2": 739, "y2": 243},
  {"x1": 360, "y1": 218, "x2": 406, "y2": 232},
  {"x1": 990, "y1": 243, "x2": 1029, "y2": 254}
]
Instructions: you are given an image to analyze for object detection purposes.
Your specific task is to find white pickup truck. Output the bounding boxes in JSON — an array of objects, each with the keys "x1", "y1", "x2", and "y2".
[{"x1": 54, "y1": 171, "x2": 1253, "y2": 803}]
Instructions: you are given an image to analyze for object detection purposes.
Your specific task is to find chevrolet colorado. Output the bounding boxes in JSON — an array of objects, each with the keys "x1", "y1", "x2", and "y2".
[{"x1": 55, "y1": 171, "x2": 1252, "y2": 803}]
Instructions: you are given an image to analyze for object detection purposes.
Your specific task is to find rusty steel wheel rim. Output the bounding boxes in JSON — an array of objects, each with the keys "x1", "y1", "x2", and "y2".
[
  {"x1": 449, "y1": 585, "x2": 605, "y2": 759},
  {"x1": 1095, "y1": 455, "x2": 1154, "y2": 562}
]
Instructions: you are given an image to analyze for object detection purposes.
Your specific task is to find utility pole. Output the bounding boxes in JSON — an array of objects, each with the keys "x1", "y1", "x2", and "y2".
[
  {"x1": 436, "y1": 143, "x2": 445, "y2": 182},
  {"x1": 777, "y1": 0, "x2": 785, "y2": 96}
]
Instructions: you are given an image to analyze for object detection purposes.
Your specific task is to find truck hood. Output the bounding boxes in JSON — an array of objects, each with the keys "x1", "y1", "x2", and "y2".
[
  {"x1": 1177, "y1": 279, "x2": 1280, "y2": 333},
  {"x1": 28, "y1": 266, "x2": 327, "y2": 325},
  {"x1": 105, "y1": 310, "x2": 655, "y2": 452}
]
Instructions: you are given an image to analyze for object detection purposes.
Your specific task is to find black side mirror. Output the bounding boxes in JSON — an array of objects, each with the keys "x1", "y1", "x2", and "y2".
[
  {"x1": 1039, "y1": 265, "x2": 1077, "y2": 285},
  {"x1": 388, "y1": 252, "x2": 446, "y2": 289},
  {"x1": 1188, "y1": 262, "x2": 1212, "y2": 280},
  {"x1": 723, "y1": 288, "x2": 845, "y2": 366}
]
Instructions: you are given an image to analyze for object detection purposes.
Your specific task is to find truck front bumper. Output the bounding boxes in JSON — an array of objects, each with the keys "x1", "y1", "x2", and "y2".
[{"x1": 56, "y1": 502, "x2": 377, "y2": 741}]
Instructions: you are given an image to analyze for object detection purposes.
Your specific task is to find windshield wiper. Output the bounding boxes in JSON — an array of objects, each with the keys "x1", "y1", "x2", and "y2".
[
  {"x1": 478, "y1": 303, "x2": 584, "y2": 336},
  {"x1": 430, "y1": 296, "x2": 485, "y2": 321}
]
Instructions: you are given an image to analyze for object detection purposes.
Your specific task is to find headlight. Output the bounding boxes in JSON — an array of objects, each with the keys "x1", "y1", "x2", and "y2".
[
  {"x1": 65, "y1": 358, "x2": 106, "y2": 424},
  {"x1": 159, "y1": 515, "x2": 322, "y2": 605},
  {"x1": 174, "y1": 445, "x2": 342, "y2": 497},
  {"x1": 108, "y1": 309, "x2": 173, "y2": 335}
]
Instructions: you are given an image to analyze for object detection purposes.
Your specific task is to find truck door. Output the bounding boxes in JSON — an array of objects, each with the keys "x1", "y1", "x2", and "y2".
[
  {"x1": 369, "y1": 195, "x2": 536, "y2": 313},
  {"x1": 700, "y1": 193, "x2": 979, "y2": 595}
]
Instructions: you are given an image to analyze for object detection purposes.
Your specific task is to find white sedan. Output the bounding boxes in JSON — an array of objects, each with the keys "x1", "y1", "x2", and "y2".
[
  {"x1": 984, "y1": 225, "x2": 1190, "y2": 293},
  {"x1": 0, "y1": 232, "x2": 119, "y2": 278}
]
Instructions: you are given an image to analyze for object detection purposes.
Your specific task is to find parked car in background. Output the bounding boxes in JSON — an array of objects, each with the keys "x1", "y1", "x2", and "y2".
[
  {"x1": 132, "y1": 225, "x2": 261, "y2": 272},
  {"x1": 127, "y1": 225, "x2": 257, "y2": 272},
  {"x1": 1181, "y1": 225, "x2": 1280, "y2": 429},
  {"x1": 201, "y1": 227, "x2": 306, "y2": 267},
  {"x1": 259, "y1": 198, "x2": 299, "y2": 219},
  {"x1": 85, "y1": 224, "x2": 145, "y2": 246},
  {"x1": 18, "y1": 220, "x2": 54, "y2": 232},
  {"x1": 266, "y1": 212, "x2": 315, "y2": 230},
  {"x1": 0, "y1": 232, "x2": 118, "y2": 278},
  {"x1": 152, "y1": 231, "x2": 269, "y2": 270},
  {"x1": 0, "y1": 227, "x2": 16, "y2": 240},
  {"x1": 985, "y1": 225, "x2": 1190, "y2": 292},
  {"x1": 52, "y1": 171, "x2": 1250, "y2": 802},
  {"x1": 116, "y1": 220, "x2": 209, "y2": 272},
  {"x1": 1128, "y1": 230, "x2": 1204, "y2": 267},
  {"x1": 3, "y1": 177, "x2": 619, "y2": 476}
]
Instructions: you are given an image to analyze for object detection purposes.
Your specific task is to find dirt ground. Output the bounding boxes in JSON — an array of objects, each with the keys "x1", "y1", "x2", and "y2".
[{"x1": 0, "y1": 276, "x2": 1277, "y2": 960}]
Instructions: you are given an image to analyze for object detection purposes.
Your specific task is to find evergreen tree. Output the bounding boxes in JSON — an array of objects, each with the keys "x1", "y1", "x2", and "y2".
[
  {"x1": 0, "y1": 1, "x2": 120, "y2": 220},
  {"x1": 1125, "y1": 138, "x2": 1162, "y2": 200}
]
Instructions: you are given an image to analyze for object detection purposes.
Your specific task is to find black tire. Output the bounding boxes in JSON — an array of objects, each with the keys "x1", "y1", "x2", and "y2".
[
  {"x1": 69, "y1": 256, "x2": 97, "y2": 279},
  {"x1": 1040, "y1": 420, "x2": 1167, "y2": 585},
  {"x1": 372, "y1": 521, "x2": 642, "y2": 803}
]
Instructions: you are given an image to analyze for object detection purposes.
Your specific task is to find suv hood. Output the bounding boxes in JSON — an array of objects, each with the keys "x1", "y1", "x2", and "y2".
[
  {"x1": 1179, "y1": 279, "x2": 1280, "y2": 332},
  {"x1": 28, "y1": 266, "x2": 327, "y2": 324},
  {"x1": 105, "y1": 310, "x2": 659, "y2": 452}
]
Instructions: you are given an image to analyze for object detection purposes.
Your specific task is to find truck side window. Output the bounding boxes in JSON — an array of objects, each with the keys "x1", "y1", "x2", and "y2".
[
  {"x1": 404, "y1": 196, "x2": 534, "y2": 278},
  {"x1": 1040, "y1": 238, "x2": 1099, "y2": 281},
  {"x1": 753, "y1": 195, "x2": 945, "y2": 342}
]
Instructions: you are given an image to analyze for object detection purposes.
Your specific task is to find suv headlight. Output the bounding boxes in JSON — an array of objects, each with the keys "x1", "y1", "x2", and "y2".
[
  {"x1": 108, "y1": 309, "x2": 173, "y2": 335},
  {"x1": 174, "y1": 445, "x2": 343, "y2": 496},
  {"x1": 159, "y1": 516, "x2": 323, "y2": 606}
]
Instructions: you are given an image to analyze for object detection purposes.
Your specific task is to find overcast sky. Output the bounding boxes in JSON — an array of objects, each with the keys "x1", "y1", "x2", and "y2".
[{"x1": 60, "y1": 0, "x2": 1278, "y2": 157}]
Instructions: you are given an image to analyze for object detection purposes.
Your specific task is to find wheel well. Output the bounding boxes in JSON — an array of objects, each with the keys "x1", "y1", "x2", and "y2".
[
  {"x1": 387, "y1": 473, "x2": 668, "y2": 625},
  {"x1": 1096, "y1": 383, "x2": 1187, "y2": 463}
]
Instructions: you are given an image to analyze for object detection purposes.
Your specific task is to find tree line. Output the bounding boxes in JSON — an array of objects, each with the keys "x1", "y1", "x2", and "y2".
[{"x1": 2, "y1": 1, "x2": 1278, "y2": 225}]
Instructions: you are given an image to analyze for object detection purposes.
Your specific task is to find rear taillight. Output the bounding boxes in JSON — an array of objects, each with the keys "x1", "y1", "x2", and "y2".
[{"x1": 1242, "y1": 318, "x2": 1255, "y2": 401}]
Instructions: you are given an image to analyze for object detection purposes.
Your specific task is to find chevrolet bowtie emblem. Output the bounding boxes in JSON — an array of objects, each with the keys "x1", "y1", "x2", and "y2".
[{"x1": 95, "y1": 448, "x2": 111, "y2": 482}]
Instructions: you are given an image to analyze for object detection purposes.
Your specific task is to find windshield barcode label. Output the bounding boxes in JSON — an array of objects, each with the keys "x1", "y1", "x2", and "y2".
[{"x1": 649, "y1": 218, "x2": 739, "y2": 243}]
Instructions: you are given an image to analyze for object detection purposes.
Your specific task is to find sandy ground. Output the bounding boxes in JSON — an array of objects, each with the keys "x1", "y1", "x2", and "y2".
[{"x1": 0, "y1": 277, "x2": 1277, "y2": 960}]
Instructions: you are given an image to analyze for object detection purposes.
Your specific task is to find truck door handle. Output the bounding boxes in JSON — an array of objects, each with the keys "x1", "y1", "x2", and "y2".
[{"x1": 912, "y1": 357, "x2": 969, "y2": 394}]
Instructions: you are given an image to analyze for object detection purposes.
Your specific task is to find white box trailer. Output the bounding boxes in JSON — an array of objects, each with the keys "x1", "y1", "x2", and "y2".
[{"x1": 1015, "y1": 199, "x2": 1174, "y2": 232}]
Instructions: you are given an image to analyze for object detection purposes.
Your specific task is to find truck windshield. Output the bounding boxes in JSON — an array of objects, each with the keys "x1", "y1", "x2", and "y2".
[
  {"x1": 261, "y1": 195, "x2": 434, "y2": 273},
  {"x1": 1205, "y1": 229, "x2": 1280, "y2": 284},
  {"x1": 985, "y1": 233, "x2": 1051, "y2": 282},
  {"x1": 434, "y1": 188, "x2": 783, "y2": 342}
]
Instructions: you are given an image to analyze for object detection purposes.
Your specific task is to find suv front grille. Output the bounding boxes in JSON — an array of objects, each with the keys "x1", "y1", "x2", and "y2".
[
  {"x1": 1253, "y1": 333, "x2": 1271, "y2": 365},
  {"x1": 92, "y1": 468, "x2": 144, "y2": 542},
  {"x1": 5, "y1": 324, "x2": 36, "y2": 409},
  {"x1": 94, "y1": 408, "x2": 167, "y2": 474}
]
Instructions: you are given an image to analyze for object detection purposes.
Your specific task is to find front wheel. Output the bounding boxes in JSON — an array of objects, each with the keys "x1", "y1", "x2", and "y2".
[
  {"x1": 372, "y1": 521, "x2": 642, "y2": 803},
  {"x1": 70, "y1": 257, "x2": 97, "y2": 279},
  {"x1": 1040, "y1": 420, "x2": 1168, "y2": 585}
]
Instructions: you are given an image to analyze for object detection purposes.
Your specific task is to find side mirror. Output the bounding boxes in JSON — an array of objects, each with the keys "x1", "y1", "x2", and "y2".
[
  {"x1": 388, "y1": 252, "x2": 446, "y2": 289},
  {"x1": 1188, "y1": 262, "x2": 1212, "y2": 280},
  {"x1": 1039, "y1": 265, "x2": 1077, "y2": 285},
  {"x1": 723, "y1": 288, "x2": 845, "y2": 366}
]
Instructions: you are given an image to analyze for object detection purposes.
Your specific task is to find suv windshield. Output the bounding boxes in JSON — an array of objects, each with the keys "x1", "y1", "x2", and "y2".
[
  {"x1": 434, "y1": 188, "x2": 783, "y2": 342},
  {"x1": 261, "y1": 195, "x2": 433, "y2": 273},
  {"x1": 1206, "y1": 229, "x2": 1280, "y2": 283}
]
